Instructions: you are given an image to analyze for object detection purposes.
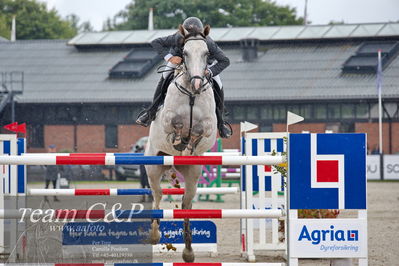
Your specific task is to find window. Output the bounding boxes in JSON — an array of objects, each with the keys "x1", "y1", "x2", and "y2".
[
  {"x1": 342, "y1": 41, "x2": 399, "y2": 73},
  {"x1": 301, "y1": 105, "x2": 312, "y2": 119},
  {"x1": 369, "y1": 103, "x2": 379, "y2": 119},
  {"x1": 105, "y1": 125, "x2": 118, "y2": 148},
  {"x1": 327, "y1": 104, "x2": 340, "y2": 119},
  {"x1": 314, "y1": 104, "x2": 327, "y2": 119},
  {"x1": 233, "y1": 106, "x2": 245, "y2": 121},
  {"x1": 118, "y1": 106, "x2": 142, "y2": 124},
  {"x1": 287, "y1": 105, "x2": 300, "y2": 116},
  {"x1": 109, "y1": 48, "x2": 161, "y2": 79},
  {"x1": 260, "y1": 106, "x2": 272, "y2": 120},
  {"x1": 383, "y1": 103, "x2": 399, "y2": 119},
  {"x1": 105, "y1": 106, "x2": 118, "y2": 122},
  {"x1": 247, "y1": 106, "x2": 258, "y2": 121},
  {"x1": 273, "y1": 105, "x2": 286, "y2": 120},
  {"x1": 341, "y1": 104, "x2": 355, "y2": 119},
  {"x1": 356, "y1": 103, "x2": 369, "y2": 119},
  {"x1": 44, "y1": 106, "x2": 56, "y2": 121},
  {"x1": 82, "y1": 106, "x2": 101, "y2": 123},
  {"x1": 56, "y1": 106, "x2": 70, "y2": 121},
  {"x1": 28, "y1": 124, "x2": 44, "y2": 148}
]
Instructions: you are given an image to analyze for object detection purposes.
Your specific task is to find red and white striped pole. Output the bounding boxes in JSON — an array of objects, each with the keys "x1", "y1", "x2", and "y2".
[{"x1": 0, "y1": 155, "x2": 285, "y2": 166}]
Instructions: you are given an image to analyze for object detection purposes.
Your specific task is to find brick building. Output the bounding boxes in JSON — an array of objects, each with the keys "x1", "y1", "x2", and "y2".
[{"x1": 0, "y1": 22, "x2": 398, "y2": 153}]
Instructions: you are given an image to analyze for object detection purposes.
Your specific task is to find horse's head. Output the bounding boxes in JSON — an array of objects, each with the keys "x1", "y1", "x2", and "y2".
[{"x1": 179, "y1": 24, "x2": 211, "y2": 94}]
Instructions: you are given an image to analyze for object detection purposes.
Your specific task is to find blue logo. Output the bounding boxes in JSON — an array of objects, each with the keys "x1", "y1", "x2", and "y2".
[
  {"x1": 289, "y1": 134, "x2": 366, "y2": 209},
  {"x1": 298, "y1": 225, "x2": 359, "y2": 245}
]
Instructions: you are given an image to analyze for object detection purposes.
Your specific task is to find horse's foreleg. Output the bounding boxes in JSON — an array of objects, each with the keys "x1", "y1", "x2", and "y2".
[
  {"x1": 183, "y1": 123, "x2": 204, "y2": 156},
  {"x1": 178, "y1": 166, "x2": 201, "y2": 263},
  {"x1": 171, "y1": 115, "x2": 183, "y2": 144},
  {"x1": 146, "y1": 165, "x2": 164, "y2": 245}
]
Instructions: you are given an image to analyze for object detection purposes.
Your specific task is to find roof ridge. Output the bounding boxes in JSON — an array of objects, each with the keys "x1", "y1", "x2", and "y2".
[{"x1": 0, "y1": 39, "x2": 68, "y2": 44}]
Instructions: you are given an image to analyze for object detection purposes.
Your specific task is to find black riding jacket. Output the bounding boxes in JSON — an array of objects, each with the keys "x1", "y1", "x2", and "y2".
[{"x1": 151, "y1": 32, "x2": 230, "y2": 77}]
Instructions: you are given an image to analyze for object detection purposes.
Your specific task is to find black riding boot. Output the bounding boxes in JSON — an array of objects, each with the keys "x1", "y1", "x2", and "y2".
[
  {"x1": 213, "y1": 86, "x2": 232, "y2": 138},
  {"x1": 136, "y1": 76, "x2": 168, "y2": 127}
]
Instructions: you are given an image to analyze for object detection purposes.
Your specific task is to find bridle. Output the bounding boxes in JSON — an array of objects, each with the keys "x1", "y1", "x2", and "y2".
[
  {"x1": 179, "y1": 36, "x2": 211, "y2": 94},
  {"x1": 156, "y1": 36, "x2": 211, "y2": 95},
  {"x1": 170, "y1": 35, "x2": 213, "y2": 146}
]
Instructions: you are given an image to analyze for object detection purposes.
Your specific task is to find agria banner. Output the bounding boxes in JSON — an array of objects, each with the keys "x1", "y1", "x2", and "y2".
[
  {"x1": 288, "y1": 133, "x2": 367, "y2": 260},
  {"x1": 289, "y1": 133, "x2": 366, "y2": 210},
  {"x1": 289, "y1": 218, "x2": 368, "y2": 258}
]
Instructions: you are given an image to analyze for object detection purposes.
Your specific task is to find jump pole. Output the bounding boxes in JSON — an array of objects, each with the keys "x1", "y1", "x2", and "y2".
[
  {"x1": 27, "y1": 187, "x2": 239, "y2": 196},
  {"x1": 0, "y1": 155, "x2": 285, "y2": 166},
  {"x1": 0, "y1": 209, "x2": 284, "y2": 219},
  {"x1": 46, "y1": 263, "x2": 284, "y2": 266},
  {"x1": 20, "y1": 151, "x2": 241, "y2": 156}
]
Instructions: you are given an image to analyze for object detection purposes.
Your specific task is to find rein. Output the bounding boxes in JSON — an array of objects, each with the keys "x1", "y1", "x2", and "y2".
[{"x1": 173, "y1": 64, "x2": 211, "y2": 144}]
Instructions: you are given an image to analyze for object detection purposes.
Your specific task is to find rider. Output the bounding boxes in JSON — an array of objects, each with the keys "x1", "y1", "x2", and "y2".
[{"x1": 136, "y1": 17, "x2": 232, "y2": 138}]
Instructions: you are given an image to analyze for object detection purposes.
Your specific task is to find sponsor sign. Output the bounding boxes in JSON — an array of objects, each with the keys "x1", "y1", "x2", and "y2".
[
  {"x1": 289, "y1": 218, "x2": 367, "y2": 258},
  {"x1": 62, "y1": 221, "x2": 217, "y2": 257},
  {"x1": 63, "y1": 221, "x2": 216, "y2": 245},
  {"x1": 366, "y1": 155, "x2": 381, "y2": 180},
  {"x1": 289, "y1": 134, "x2": 366, "y2": 210},
  {"x1": 383, "y1": 155, "x2": 399, "y2": 180}
]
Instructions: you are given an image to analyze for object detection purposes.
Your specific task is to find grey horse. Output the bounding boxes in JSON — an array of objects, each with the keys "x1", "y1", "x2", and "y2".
[{"x1": 145, "y1": 24, "x2": 217, "y2": 262}]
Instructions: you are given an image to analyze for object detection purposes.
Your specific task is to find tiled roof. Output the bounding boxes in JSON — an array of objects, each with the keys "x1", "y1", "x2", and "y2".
[
  {"x1": 0, "y1": 26, "x2": 398, "y2": 104},
  {"x1": 68, "y1": 22, "x2": 399, "y2": 46}
]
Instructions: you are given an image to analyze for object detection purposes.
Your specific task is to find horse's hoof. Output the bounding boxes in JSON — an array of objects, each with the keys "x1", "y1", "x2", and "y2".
[
  {"x1": 150, "y1": 229, "x2": 161, "y2": 245},
  {"x1": 150, "y1": 220, "x2": 161, "y2": 245},
  {"x1": 182, "y1": 247, "x2": 195, "y2": 262},
  {"x1": 173, "y1": 143, "x2": 187, "y2": 151}
]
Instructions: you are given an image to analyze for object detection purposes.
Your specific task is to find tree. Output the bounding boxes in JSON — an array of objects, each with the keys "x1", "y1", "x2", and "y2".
[
  {"x1": 112, "y1": 0, "x2": 303, "y2": 30},
  {"x1": 0, "y1": 0, "x2": 77, "y2": 40},
  {"x1": 66, "y1": 14, "x2": 94, "y2": 33},
  {"x1": 0, "y1": 14, "x2": 9, "y2": 39}
]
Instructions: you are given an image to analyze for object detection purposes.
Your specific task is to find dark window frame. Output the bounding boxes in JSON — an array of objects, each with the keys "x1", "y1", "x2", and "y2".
[
  {"x1": 28, "y1": 124, "x2": 44, "y2": 148},
  {"x1": 105, "y1": 125, "x2": 118, "y2": 149}
]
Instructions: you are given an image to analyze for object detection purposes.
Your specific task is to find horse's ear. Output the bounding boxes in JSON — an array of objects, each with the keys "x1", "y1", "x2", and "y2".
[
  {"x1": 204, "y1": 25, "x2": 211, "y2": 36},
  {"x1": 179, "y1": 24, "x2": 186, "y2": 37}
]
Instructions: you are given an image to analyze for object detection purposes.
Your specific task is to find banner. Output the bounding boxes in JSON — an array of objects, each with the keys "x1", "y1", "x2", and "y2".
[{"x1": 383, "y1": 155, "x2": 399, "y2": 180}]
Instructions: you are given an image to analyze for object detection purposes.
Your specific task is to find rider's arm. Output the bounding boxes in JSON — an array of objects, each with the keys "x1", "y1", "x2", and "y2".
[
  {"x1": 151, "y1": 33, "x2": 182, "y2": 62},
  {"x1": 206, "y1": 38, "x2": 230, "y2": 77}
]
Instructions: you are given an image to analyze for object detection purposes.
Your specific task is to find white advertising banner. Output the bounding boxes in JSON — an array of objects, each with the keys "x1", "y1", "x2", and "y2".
[
  {"x1": 383, "y1": 155, "x2": 399, "y2": 180},
  {"x1": 289, "y1": 218, "x2": 368, "y2": 258},
  {"x1": 366, "y1": 155, "x2": 380, "y2": 180}
]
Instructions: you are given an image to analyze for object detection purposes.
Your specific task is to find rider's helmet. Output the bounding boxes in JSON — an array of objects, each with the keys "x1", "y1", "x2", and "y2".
[{"x1": 183, "y1": 17, "x2": 204, "y2": 33}]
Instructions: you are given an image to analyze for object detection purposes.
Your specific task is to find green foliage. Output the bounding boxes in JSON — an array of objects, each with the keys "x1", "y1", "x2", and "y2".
[
  {"x1": 112, "y1": 0, "x2": 304, "y2": 30},
  {"x1": 0, "y1": 0, "x2": 77, "y2": 40},
  {"x1": 59, "y1": 149, "x2": 74, "y2": 153},
  {"x1": 0, "y1": 14, "x2": 8, "y2": 39},
  {"x1": 66, "y1": 14, "x2": 94, "y2": 33}
]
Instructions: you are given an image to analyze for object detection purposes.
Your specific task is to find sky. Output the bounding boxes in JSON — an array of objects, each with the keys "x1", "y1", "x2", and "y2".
[{"x1": 41, "y1": 0, "x2": 399, "y2": 31}]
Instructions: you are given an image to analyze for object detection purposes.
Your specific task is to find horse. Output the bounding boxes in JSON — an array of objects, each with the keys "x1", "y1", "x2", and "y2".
[{"x1": 145, "y1": 24, "x2": 217, "y2": 262}]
